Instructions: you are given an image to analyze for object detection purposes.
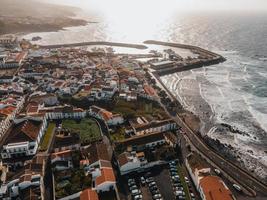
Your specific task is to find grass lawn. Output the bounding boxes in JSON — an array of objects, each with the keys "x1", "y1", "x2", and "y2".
[
  {"x1": 39, "y1": 122, "x2": 56, "y2": 151},
  {"x1": 110, "y1": 127, "x2": 126, "y2": 142},
  {"x1": 112, "y1": 99, "x2": 167, "y2": 120},
  {"x1": 62, "y1": 118, "x2": 101, "y2": 144}
]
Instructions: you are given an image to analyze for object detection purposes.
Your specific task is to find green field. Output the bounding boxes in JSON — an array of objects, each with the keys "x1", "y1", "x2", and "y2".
[
  {"x1": 39, "y1": 122, "x2": 56, "y2": 151},
  {"x1": 112, "y1": 99, "x2": 167, "y2": 120},
  {"x1": 62, "y1": 118, "x2": 101, "y2": 144}
]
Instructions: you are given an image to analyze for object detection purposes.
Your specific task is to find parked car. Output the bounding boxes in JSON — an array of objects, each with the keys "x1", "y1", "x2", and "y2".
[
  {"x1": 140, "y1": 176, "x2": 146, "y2": 185},
  {"x1": 233, "y1": 184, "x2": 242, "y2": 192},
  {"x1": 170, "y1": 171, "x2": 178, "y2": 176},
  {"x1": 128, "y1": 181, "x2": 136, "y2": 187},
  {"x1": 151, "y1": 189, "x2": 159, "y2": 195},
  {"x1": 146, "y1": 177, "x2": 154, "y2": 183},
  {"x1": 131, "y1": 189, "x2": 141, "y2": 196},
  {"x1": 173, "y1": 187, "x2": 183, "y2": 191},
  {"x1": 148, "y1": 182, "x2": 156, "y2": 188},
  {"x1": 130, "y1": 185, "x2": 138, "y2": 191},
  {"x1": 128, "y1": 178, "x2": 135, "y2": 183},
  {"x1": 214, "y1": 169, "x2": 221, "y2": 175},
  {"x1": 149, "y1": 185, "x2": 158, "y2": 192},
  {"x1": 170, "y1": 168, "x2": 177, "y2": 172},
  {"x1": 152, "y1": 194, "x2": 162, "y2": 199},
  {"x1": 133, "y1": 194, "x2": 143, "y2": 200}
]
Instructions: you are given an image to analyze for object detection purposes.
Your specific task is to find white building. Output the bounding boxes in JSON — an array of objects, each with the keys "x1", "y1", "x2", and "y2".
[
  {"x1": 40, "y1": 106, "x2": 86, "y2": 120},
  {"x1": 89, "y1": 106, "x2": 124, "y2": 126},
  {"x1": 0, "y1": 155, "x2": 46, "y2": 199},
  {"x1": 134, "y1": 119, "x2": 177, "y2": 135},
  {"x1": 117, "y1": 152, "x2": 147, "y2": 175},
  {"x1": 1, "y1": 117, "x2": 47, "y2": 160}
]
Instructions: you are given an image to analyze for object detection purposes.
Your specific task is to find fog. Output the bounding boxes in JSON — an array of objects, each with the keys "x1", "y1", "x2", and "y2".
[{"x1": 40, "y1": 0, "x2": 267, "y2": 12}]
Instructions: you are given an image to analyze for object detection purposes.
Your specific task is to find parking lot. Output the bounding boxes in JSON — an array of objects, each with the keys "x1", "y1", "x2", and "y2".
[{"x1": 117, "y1": 160, "x2": 197, "y2": 200}]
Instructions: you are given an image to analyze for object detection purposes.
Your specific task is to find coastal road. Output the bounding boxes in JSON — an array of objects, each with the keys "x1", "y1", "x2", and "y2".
[
  {"x1": 173, "y1": 114, "x2": 267, "y2": 197},
  {"x1": 150, "y1": 70, "x2": 267, "y2": 197}
]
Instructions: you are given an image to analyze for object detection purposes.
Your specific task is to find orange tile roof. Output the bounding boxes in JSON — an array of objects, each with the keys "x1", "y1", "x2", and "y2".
[
  {"x1": 95, "y1": 168, "x2": 116, "y2": 186},
  {"x1": 117, "y1": 152, "x2": 129, "y2": 167},
  {"x1": 80, "y1": 189, "x2": 99, "y2": 200},
  {"x1": 51, "y1": 150, "x2": 72, "y2": 160},
  {"x1": 99, "y1": 110, "x2": 113, "y2": 121},
  {"x1": 144, "y1": 84, "x2": 157, "y2": 96},
  {"x1": 0, "y1": 105, "x2": 16, "y2": 116},
  {"x1": 199, "y1": 176, "x2": 234, "y2": 200}
]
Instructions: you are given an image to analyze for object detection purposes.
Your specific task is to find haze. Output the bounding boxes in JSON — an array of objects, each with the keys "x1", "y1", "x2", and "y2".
[{"x1": 41, "y1": 0, "x2": 267, "y2": 12}]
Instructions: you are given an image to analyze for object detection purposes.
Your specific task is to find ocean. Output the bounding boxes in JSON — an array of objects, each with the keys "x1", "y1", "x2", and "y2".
[{"x1": 23, "y1": 7, "x2": 267, "y2": 180}]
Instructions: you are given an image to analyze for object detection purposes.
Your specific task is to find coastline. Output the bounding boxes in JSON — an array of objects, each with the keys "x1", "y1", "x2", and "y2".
[{"x1": 160, "y1": 70, "x2": 267, "y2": 184}]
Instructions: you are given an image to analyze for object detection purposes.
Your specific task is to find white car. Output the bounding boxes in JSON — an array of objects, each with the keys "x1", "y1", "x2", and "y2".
[
  {"x1": 152, "y1": 194, "x2": 162, "y2": 199},
  {"x1": 233, "y1": 184, "x2": 242, "y2": 192},
  {"x1": 148, "y1": 181, "x2": 156, "y2": 187},
  {"x1": 130, "y1": 185, "x2": 138, "y2": 191},
  {"x1": 214, "y1": 169, "x2": 221, "y2": 175},
  {"x1": 140, "y1": 176, "x2": 146, "y2": 185},
  {"x1": 131, "y1": 189, "x2": 141, "y2": 196},
  {"x1": 133, "y1": 194, "x2": 143, "y2": 200}
]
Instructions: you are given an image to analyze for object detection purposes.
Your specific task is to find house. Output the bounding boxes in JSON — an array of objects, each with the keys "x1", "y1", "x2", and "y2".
[
  {"x1": 0, "y1": 34, "x2": 17, "y2": 46},
  {"x1": 139, "y1": 84, "x2": 158, "y2": 101},
  {"x1": 89, "y1": 106, "x2": 124, "y2": 126},
  {"x1": 0, "y1": 75, "x2": 14, "y2": 83},
  {"x1": 40, "y1": 105, "x2": 86, "y2": 120},
  {"x1": 186, "y1": 153, "x2": 235, "y2": 200},
  {"x1": 53, "y1": 131, "x2": 80, "y2": 153},
  {"x1": 87, "y1": 142, "x2": 111, "y2": 168},
  {"x1": 0, "y1": 95, "x2": 25, "y2": 138},
  {"x1": 0, "y1": 154, "x2": 46, "y2": 199},
  {"x1": 133, "y1": 119, "x2": 177, "y2": 135},
  {"x1": 94, "y1": 167, "x2": 116, "y2": 192},
  {"x1": 51, "y1": 150, "x2": 73, "y2": 171},
  {"x1": 121, "y1": 131, "x2": 166, "y2": 151},
  {"x1": 1, "y1": 117, "x2": 47, "y2": 163},
  {"x1": 117, "y1": 152, "x2": 147, "y2": 175},
  {"x1": 199, "y1": 176, "x2": 234, "y2": 200},
  {"x1": 164, "y1": 132, "x2": 178, "y2": 148},
  {"x1": 82, "y1": 142, "x2": 116, "y2": 193},
  {"x1": 30, "y1": 93, "x2": 58, "y2": 106},
  {"x1": 80, "y1": 189, "x2": 99, "y2": 200}
]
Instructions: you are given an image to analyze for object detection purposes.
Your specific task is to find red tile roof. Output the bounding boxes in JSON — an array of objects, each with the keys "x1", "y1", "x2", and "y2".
[
  {"x1": 144, "y1": 84, "x2": 157, "y2": 96},
  {"x1": 95, "y1": 168, "x2": 116, "y2": 186},
  {"x1": 88, "y1": 142, "x2": 110, "y2": 164},
  {"x1": 80, "y1": 189, "x2": 99, "y2": 200},
  {"x1": 51, "y1": 150, "x2": 72, "y2": 161},
  {"x1": 117, "y1": 152, "x2": 130, "y2": 167},
  {"x1": 4, "y1": 120, "x2": 42, "y2": 144},
  {"x1": 199, "y1": 176, "x2": 234, "y2": 200},
  {"x1": 99, "y1": 110, "x2": 113, "y2": 121},
  {"x1": 0, "y1": 105, "x2": 16, "y2": 116}
]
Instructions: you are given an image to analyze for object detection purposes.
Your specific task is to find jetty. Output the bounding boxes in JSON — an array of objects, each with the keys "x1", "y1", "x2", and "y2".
[
  {"x1": 39, "y1": 41, "x2": 147, "y2": 50},
  {"x1": 145, "y1": 40, "x2": 226, "y2": 76}
]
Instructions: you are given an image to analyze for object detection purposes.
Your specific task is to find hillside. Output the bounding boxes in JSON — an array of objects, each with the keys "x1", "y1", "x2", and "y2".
[{"x1": 0, "y1": 0, "x2": 87, "y2": 34}]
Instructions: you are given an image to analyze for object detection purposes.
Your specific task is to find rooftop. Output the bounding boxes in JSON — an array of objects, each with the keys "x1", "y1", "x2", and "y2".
[{"x1": 199, "y1": 176, "x2": 234, "y2": 200}]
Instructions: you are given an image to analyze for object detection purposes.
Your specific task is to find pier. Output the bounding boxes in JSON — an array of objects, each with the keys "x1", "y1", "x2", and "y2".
[
  {"x1": 39, "y1": 41, "x2": 148, "y2": 50},
  {"x1": 145, "y1": 40, "x2": 226, "y2": 76}
]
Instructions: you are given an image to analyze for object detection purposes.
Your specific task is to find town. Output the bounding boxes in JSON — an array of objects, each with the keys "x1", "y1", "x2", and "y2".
[{"x1": 0, "y1": 34, "x2": 266, "y2": 200}]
